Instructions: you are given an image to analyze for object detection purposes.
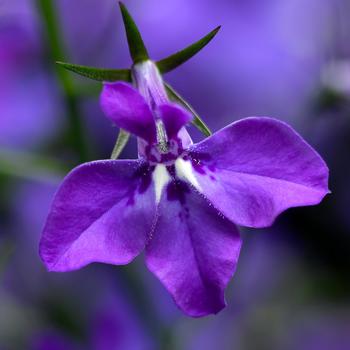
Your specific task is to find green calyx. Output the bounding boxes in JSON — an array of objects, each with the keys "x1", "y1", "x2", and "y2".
[
  {"x1": 119, "y1": 2, "x2": 149, "y2": 64},
  {"x1": 111, "y1": 129, "x2": 130, "y2": 159},
  {"x1": 57, "y1": 2, "x2": 217, "y2": 157},
  {"x1": 56, "y1": 61, "x2": 131, "y2": 82},
  {"x1": 165, "y1": 84, "x2": 211, "y2": 137},
  {"x1": 156, "y1": 26, "x2": 221, "y2": 74}
]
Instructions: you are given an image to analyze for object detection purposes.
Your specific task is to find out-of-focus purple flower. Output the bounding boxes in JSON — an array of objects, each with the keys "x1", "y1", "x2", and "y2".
[
  {"x1": 3, "y1": 181, "x2": 57, "y2": 299},
  {"x1": 56, "y1": 0, "x2": 120, "y2": 67},
  {"x1": 0, "y1": 1, "x2": 61, "y2": 148},
  {"x1": 27, "y1": 281, "x2": 155, "y2": 350},
  {"x1": 39, "y1": 59, "x2": 329, "y2": 317},
  {"x1": 90, "y1": 286, "x2": 154, "y2": 350},
  {"x1": 287, "y1": 312, "x2": 350, "y2": 350},
  {"x1": 31, "y1": 331, "x2": 79, "y2": 350}
]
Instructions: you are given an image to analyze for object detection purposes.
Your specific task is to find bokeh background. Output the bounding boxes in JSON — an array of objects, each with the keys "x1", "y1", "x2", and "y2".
[{"x1": 0, "y1": 0, "x2": 350, "y2": 349}]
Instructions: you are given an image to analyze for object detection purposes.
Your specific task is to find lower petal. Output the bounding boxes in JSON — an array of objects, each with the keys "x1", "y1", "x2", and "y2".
[
  {"x1": 40, "y1": 160, "x2": 156, "y2": 272},
  {"x1": 146, "y1": 182, "x2": 241, "y2": 317},
  {"x1": 189, "y1": 117, "x2": 329, "y2": 227}
]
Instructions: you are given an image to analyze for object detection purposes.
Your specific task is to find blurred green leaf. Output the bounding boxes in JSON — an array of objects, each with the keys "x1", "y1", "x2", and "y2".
[
  {"x1": 157, "y1": 26, "x2": 221, "y2": 74},
  {"x1": 111, "y1": 129, "x2": 130, "y2": 159},
  {"x1": 0, "y1": 239, "x2": 14, "y2": 278},
  {"x1": 165, "y1": 83, "x2": 212, "y2": 137},
  {"x1": 119, "y1": 2, "x2": 149, "y2": 64},
  {"x1": 0, "y1": 148, "x2": 67, "y2": 183},
  {"x1": 56, "y1": 61, "x2": 131, "y2": 82},
  {"x1": 315, "y1": 87, "x2": 348, "y2": 112}
]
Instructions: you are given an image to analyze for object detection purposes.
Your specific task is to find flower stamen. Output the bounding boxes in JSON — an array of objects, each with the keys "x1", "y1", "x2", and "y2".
[{"x1": 155, "y1": 119, "x2": 169, "y2": 153}]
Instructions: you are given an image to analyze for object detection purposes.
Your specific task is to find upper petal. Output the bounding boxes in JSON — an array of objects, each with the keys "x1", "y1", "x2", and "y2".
[
  {"x1": 188, "y1": 117, "x2": 329, "y2": 228},
  {"x1": 159, "y1": 103, "x2": 193, "y2": 140},
  {"x1": 39, "y1": 160, "x2": 156, "y2": 272},
  {"x1": 100, "y1": 82, "x2": 156, "y2": 142},
  {"x1": 146, "y1": 180, "x2": 242, "y2": 317}
]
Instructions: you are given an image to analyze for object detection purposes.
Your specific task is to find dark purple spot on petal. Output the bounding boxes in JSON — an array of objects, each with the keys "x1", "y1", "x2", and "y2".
[
  {"x1": 127, "y1": 162, "x2": 153, "y2": 206},
  {"x1": 149, "y1": 155, "x2": 158, "y2": 163},
  {"x1": 189, "y1": 151, "x2": 217, "y2": 175},
  {"x1": 167, "y1": 180, "x2": 190, "y2": 205},
  {"x1": 189, "y1": 151, "x2": 212, "y2": 162},
  {"x1": 166, "y1": 164, "x2": 176, "y2": 178},
  {"x1": 138, "y1": 173, "x2": 152, "y2": 194},
  {"x1": 208, "y1": 164, "x2": 217, "y2": 172},
  {"x1": 184, "y1": 206, "x2": 190, "y2": 219},
  {"x1": 126, "y1": 196, "x2": 135, "y2": 206},
  {"x1": 192, "y1": 161, "x2": 207, "y2": 175},
  {"x1": 160, "y1": 151, "x2": 178, "y2": 163}
]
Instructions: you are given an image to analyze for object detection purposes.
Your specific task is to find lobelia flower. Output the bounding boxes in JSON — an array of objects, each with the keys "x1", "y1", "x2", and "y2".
[{"x1": 39, "y1": 4, "x2": 329, "y2": 317}]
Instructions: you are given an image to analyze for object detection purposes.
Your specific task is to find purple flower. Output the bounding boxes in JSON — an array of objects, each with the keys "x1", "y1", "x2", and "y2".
[
  {"x1": 39, "y1": 60, "x2": 329, "y2": 317},
  {"x1": 0, "y1": 1, "x2": 61, "y2": 149},
  {"x1": 30, "y1": 332, "x2": 79, "y2": 350}
]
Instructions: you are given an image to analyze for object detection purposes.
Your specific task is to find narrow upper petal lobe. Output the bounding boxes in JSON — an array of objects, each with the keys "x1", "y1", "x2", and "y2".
[
  {"x1": 159, "y1": 103, "x2": 192, "y2": 139},
  {"x1": 189, "y1": 117, "x2": 329, "y2": 228},
  {"x1": 40, "y1": 160, "x2": 156, "y2": 271},
  {"x1": 146, "y1": 179, "x2": 242, "y2": 317}
]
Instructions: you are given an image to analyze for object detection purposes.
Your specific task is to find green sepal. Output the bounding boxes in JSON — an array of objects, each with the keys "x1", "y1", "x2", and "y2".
[
  {"x1": 111, "y1": 129, "x2": 130, "y2": 159},
  {"x1": 157, "y1": 26, "x2": 221, "y2": 74},
  {"x1": 119, "y1": 2, "x2": 149, "y2": 64},
  {"x1": 165, "y1": 83, "x2": 212, "y2": 137},
  {"x1": 56, "y1": 61, "x2": 131, "y2": 82}
]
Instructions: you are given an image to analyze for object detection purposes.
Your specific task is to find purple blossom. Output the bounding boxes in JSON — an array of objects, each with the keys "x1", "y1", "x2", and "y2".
[
  {"x1": 90, "y1": 286, "x2": 154, "y2": 350},
  {"x1": 287, "y1": 312, "x2": 350, "y2": 350},
  {"x1": 0, "y1": 1, "x2": 61, "y2": 149},
  {"x1": 30, "y1": 332, "x2": 79, "y2": 350},
  {"x1": 39, "y1": 60, "x2": 329, "y2": 317}
]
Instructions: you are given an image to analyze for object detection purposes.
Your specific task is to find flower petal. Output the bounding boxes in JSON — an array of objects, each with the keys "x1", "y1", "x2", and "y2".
[
  {"x1": 189, "y1": 117, "x2": 329, "y2": 228},
  {"x1": 159, "y1": 103, "x2": 192, "y2": 139},
  {"x1": 100, "y1": 82, "x2": 156, "y2": 141},
  {"x1": 146, "y1": 180, "x2": 241, "y2": 317},
  {"x1": 39, "y1": 160, "x2": 156, "y2": 272}
]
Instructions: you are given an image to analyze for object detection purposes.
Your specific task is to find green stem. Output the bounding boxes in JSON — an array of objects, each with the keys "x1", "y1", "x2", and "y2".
[
  {"x1": 0, "y1": 148, "x2": 66, "y2": 183},
  {"x1": 0, "y1": 239, "x2": 15, "y2": 280},
  {"x1": 165, "y1": 83, "x2": 211, "y2": 137},
  {"x1": 37, "y1": 0, "x2": 88, "y2": 162}
]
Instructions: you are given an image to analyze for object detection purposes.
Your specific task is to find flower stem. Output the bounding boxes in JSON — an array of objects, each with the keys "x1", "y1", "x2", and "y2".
[
  {"x1": 0, "y1": 239, "x2": 15, "y2": 280},
  {"x1": 37, "y1": 0, "x2": 89, "y2": 163},
  {"x1": 0, "y1": 148, "x2": 66, "y2": 183}
]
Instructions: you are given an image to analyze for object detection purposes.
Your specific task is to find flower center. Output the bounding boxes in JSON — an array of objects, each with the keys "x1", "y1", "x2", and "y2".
[
  {"x1": 132, "y1": 61, "x2": 172, "y2": 156},
  {"x1": 140, "y1": 138, "x2": 185, "y2": 165},
  {"x1": 132, "y1": 60, "x2": 190, "y2": 163}
]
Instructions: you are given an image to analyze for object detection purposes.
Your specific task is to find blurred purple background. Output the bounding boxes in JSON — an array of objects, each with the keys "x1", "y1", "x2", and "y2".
[{"x1": 0, "y1": 0, "x2": 349, "y2": 349}]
